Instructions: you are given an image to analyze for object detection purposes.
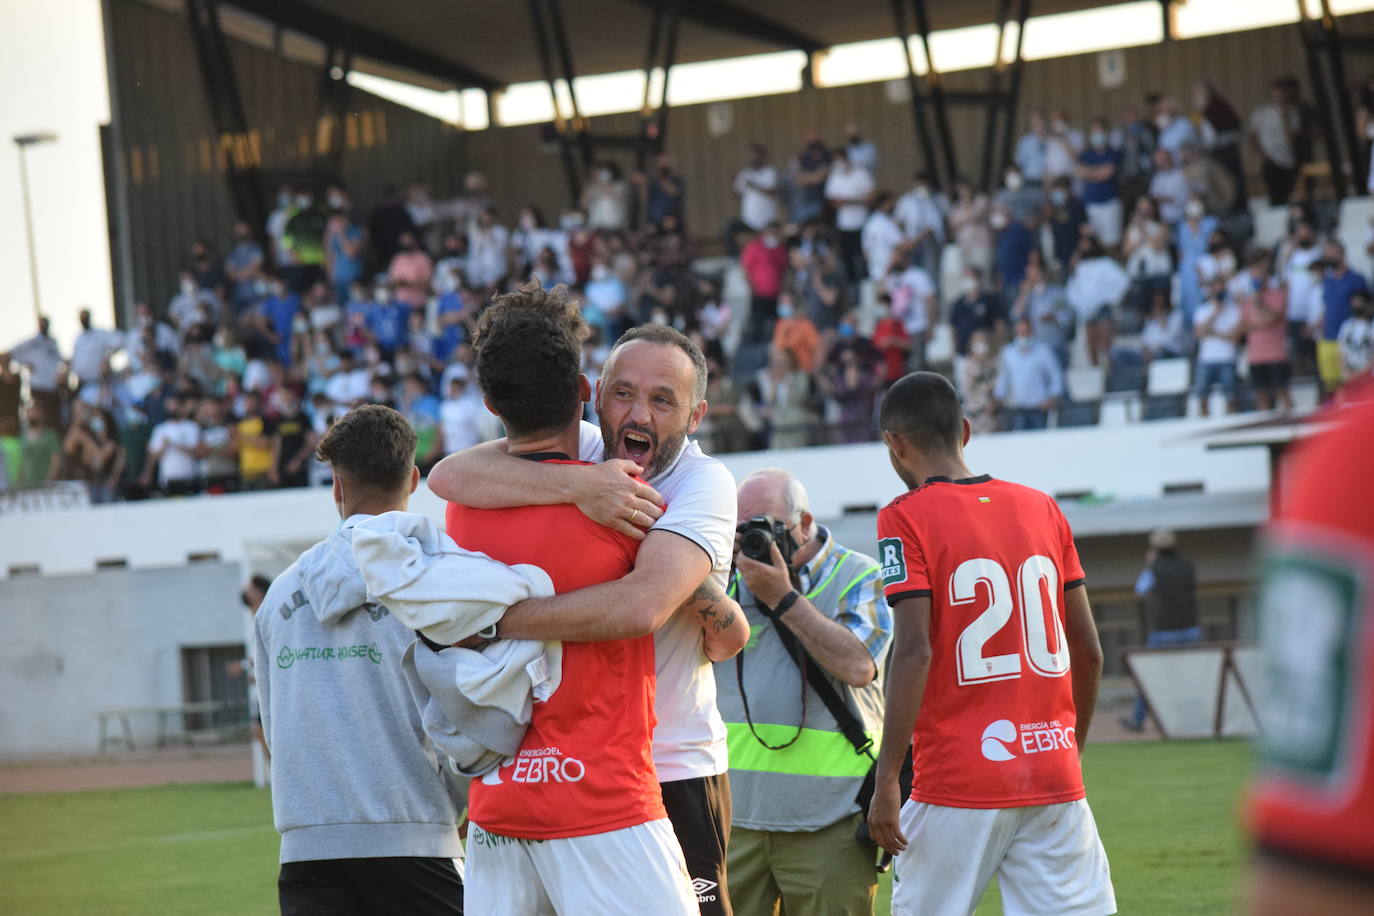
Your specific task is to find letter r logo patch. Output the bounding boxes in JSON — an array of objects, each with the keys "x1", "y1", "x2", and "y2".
[{"x1": 879, "y1": 537, "x2": 907, "y2": 586}]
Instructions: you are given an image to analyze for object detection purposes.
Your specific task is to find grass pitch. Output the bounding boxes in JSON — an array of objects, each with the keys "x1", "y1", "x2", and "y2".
[{"x1": 1, "y1": 741, "x2": 1249, "y2": 915}]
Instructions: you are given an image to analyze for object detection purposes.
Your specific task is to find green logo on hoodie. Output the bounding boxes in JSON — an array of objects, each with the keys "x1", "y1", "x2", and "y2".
[{"x1": 276, "y1": 643, "x2": 382, "y2": 669}]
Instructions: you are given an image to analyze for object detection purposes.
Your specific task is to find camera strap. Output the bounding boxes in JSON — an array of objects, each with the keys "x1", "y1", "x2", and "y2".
[{"x1": 752, "y1": 591, "x2": 874, "y2": 762}]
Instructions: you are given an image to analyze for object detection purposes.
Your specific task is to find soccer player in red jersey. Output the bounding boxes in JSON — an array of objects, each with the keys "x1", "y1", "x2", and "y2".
[
  {"x1": 1248, "y1": 387, "x2": 1374, "y2": 915},
  {"x1": 867, "y1": 372, "x2": 1116, "y2": 916},
  {"x1": 448, "y1": 286, "x2": 696, "y2": 914}
]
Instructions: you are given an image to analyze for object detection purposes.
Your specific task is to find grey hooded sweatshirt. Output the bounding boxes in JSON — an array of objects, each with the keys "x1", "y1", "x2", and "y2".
[{"x1": 253, "y1": 514, "x2": 463, "y2": 864}]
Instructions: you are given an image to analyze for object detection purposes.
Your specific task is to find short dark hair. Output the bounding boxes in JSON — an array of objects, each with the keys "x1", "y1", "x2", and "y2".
[
  {"x1": 474, "y1": 283, "x2": 588, "y2": 437},
  {"x1": 880, "y1": 371, "x2": 964, "y2": 454},
  {"x1": 316, "y1": 405, "x2": 416, "y2": 492},
  {"x1": 611, "y1": 324, "x2": 708, "y2": 403}
]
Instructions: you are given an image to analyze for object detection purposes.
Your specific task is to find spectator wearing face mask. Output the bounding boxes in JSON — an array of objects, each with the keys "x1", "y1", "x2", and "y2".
[
  {"x1": 365, "y1": 284, "x2": 409, "y2": 358},
  {"x1": 994, "y1": 317, "x2": 1064, "y2": 431},
  {"x1": 787, "y1": 133, "x2": 833, "y2": 225},
  {"x1": 1316, "y1": 240, "x2": 1370, "y2": 395},
  {"x1": 825, "y1": 147, "x2": 875, "y2": 286},
  {"x1": 1176, "y1": 195, "x2": 1219, "y2": 323},
  {"x1": 266, "y1": 184, "x2": 299, "y2": 274},
  {"x1": 324, "y1": 208, "x2": 366, "y2": 306},
  {"x1": 948, "y1": 177, "x2": 994, "y2": 279},
  {"x1": 259, "y1": 278, "x2": 301, "y2": 367},
  {"x1": 992, "y1": 204, "x2": 1035, "y2": 306},
  {"x1": 1013, "y1": 255, "x2": 1076, "y2": 368},
  {"x1": 795, "y1": 243, "x2": 846, "y2": 332},
  {"x1": 465, "y1": 208, "x2": 509, "y2": 291},
  {"x1": 726, "y1": 143, "x2": 780, "y2": 257},
  {"x1": 995, "y1": 165, "x2": 1046, "y2": 227},
  {"x1": 583, "y1": 258, "x2": 630, "y2": 343},
  {"x1": 1078, "y1": 117, "x2": 1124, "y2": 247},
  {"x1": 142, "y1": 390, "x2": 202, "y2": 495},
  {"x1": 1193, "y1": 281, "x2": 1244, "y2": 416},
  {"x1": 1123, "y1": 197, "x2": 1173, "y2": 314},
  {"x1": 871, "y1": 295, "x2": 911, "y2": 388},
  {"x1": 883, "y1": 251, "x2": 937, "y2": 372},
  {"x1": 581, "y1": 161, "x2": 633, "y2": 231},
  {"x1": 1338, "y1": 291, "x2": 1374, "y2": 385},
  {"x1": 225, "y1": 221, "x2": 265, "y2": 314},
  {"x1": 1140, "y1": 289, "x2": 1189, "y2": 363},
  {"x1": 167, "y1": 271, "x2": 222, "y2": 338},
  {"x1": 845, "y1": 121, "x2": 878, "y2": 174},
  {"x1": 741, "y1": 222, "x2": 790, "y2": 342},
  {"x1": 958, "y1": 329, "x2": 1000, "y2": 434},
  {"x1": 1232, "y1": 249, "x2": 1293, "y2": 412},
  {"x1": 1066, "y1": 236, "x2": 1131, "y2": 368},
  {"x1": 387, "y1": 231, "x2": 433, "y2": 311},
  {"x1": 950, "y1": 268, "x2": 1007, "y2": 373},
  {"x1": 432, "y1": 232, "x2": 469, "y2": 296},
  {"x1": 1148, "y1": 149, "x2": 1190, "y2": 226},
  {"x1": 637, "y1": 154, "x2": 685, "y2": 228},
  {"x1": 282, "y1": 191, "x2": 327, "y2": 293},
  {"x1": 894, "y1": 170, "x2": 946, "y2": 281},
  {"x1": 1282, "y1": 220, "x2": 1323, "y2": 375},
  {"x1": 1014, "y1": 110, "x2": 1050, "y2": 186},
  {"x1": 862, "y1": 192, "x2": 904, "y2": 284},
  {"x1": 1154, "y1": 97, "x2": 1198, "y2": 156},
  {"x1": 1179, "y1": 143, "x2": 1237, "y2": 218},
  {"x1": 70, "y1": 307, "x2": 124, "y2": 396},
  {"x1": 1044, "y1": 110, "x2": 1083, "y2": 183},
  {"x1": 1046, "y1": 177, "x2": 1088, "y2": 272},
  {"x1": 772, "y1": 293, "x2": 822, "y2": 374}
]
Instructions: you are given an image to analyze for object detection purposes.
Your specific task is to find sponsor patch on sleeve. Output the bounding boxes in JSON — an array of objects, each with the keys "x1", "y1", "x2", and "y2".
[{"x1": 879, "y1": 537, "x2": 908, "y2": 586}]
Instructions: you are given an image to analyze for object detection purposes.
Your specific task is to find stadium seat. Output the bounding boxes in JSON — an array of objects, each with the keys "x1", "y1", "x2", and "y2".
[
  {"x1": 1249, "y1": 198, "x2": 1289, "y2": 250},
  {"x1": 925, "y1": 324, "x2": 954, "y2": 368},
  {"x1": 1146, "y1": 357, "x2": 1191, "y2": 397},
  {"x1": 1066, "y1": 367, "x2": 1106, "y2": 403}
]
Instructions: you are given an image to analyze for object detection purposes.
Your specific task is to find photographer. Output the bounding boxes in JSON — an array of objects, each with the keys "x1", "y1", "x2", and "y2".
[{"x1": 714, "y1": 469, "x2": 891, "y2": 916}]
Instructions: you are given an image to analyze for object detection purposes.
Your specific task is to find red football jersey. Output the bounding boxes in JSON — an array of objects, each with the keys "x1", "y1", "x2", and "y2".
[
  {"x1": 877, "y1": 475, "x2": 1088, "y2": 809},
  {"x1": 1249, "y1": 390, "x2": 1374, "y2": 874},
  {"x1": 448, "y1": 459, "x2": 665, "y2": 840}
]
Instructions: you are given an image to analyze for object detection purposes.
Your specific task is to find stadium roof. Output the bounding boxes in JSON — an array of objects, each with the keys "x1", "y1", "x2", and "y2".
[{"x1": 216, "y1": 0, "x2": 1119, "y2": 90}]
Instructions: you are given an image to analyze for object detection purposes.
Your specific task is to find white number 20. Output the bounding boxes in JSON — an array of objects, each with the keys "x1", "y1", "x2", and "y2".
[{"x1": 951, "y1": 555, "x2": 1070, "y2": 686}]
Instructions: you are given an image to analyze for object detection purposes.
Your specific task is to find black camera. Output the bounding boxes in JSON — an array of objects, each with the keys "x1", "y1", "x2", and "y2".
[{"x1": 736, "y1": 516, "x2": 795, "y2": 566}]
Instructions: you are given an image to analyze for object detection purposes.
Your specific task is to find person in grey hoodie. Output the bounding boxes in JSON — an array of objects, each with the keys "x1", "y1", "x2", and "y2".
[{"x1": 253, "y1": 404, "x2": 464, "y2": 915}]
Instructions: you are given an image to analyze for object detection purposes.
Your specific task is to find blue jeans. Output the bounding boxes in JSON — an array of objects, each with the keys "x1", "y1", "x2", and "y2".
[
  {"x1": 1009, "y1": 408, "x2": 1048, "y2": 431},
  {"x1": 1130, "y1": 625, "x2": 1204, "y2": 726},
  {"x1": 1194, "y1": 361, "x2": 1236, "y2": 400}
]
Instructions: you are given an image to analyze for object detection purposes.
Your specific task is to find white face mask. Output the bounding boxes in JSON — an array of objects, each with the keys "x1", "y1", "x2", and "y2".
[
  {"x1": 590, "y1": 264, "x2": 610, "y2": 281},
  {"x1": 597, "y1": 170, "x2": 612, "y2": 183},
  {"x1": 961, "y1": 278, "x2": 979, "y2": 296},
  {"x1": 990, "y1": 212, "x2": 1008, "y2": 230},
  {"x1": 1185, "y1": 201, "x2": 1205, "y2": 219},
  {"x1": 1156, "y1": 114, "x2": 1171, "y2": 129},
  {"x1": 970, "y1": 339, "x2": 990, "y2": 356},
  {"x1": 327, "y1": 193, "x2": 345, "y2": 209},
  {"x1": 375, "y1": 288, "x2": 390, "y2": 304},
  {"x1": 1005, "y1": 173, "x2": 1023, "y2": 191},
  {"x1": 180, "y1": 280, "x2": 196, "y2": 295},
  {"x1": 1090, "y1": 130, "x2": 1107, "y2": 148},
  {"x1": 913, "y1": 185, "x2": 929, "y2": 199}
]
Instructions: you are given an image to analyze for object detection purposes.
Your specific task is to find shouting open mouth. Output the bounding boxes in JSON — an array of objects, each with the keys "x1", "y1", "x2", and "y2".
[{"x1": 622, "y1": 427, "x2": 655, "y2": 465}]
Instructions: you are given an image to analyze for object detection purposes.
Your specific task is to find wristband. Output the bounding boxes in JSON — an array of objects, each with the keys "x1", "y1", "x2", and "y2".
[{"x1": 771, "y1": 589, "x2": 801, "y2": 620}]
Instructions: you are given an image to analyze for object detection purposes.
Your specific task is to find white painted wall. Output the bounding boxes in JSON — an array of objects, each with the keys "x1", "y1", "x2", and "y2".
[
  {"x1": 0, "y1": 562, "x2": 242, "y2": 758},
  {"x1": 0, "y1": 415, "x2": 1272, "y2": 757}
]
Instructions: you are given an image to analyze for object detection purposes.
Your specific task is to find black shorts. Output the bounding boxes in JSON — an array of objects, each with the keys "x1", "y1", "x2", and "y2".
[
  {"x1": 1250, "y1": 360, "x2": 1291, "y2": 392},
  {"x1": 278, "y1": 856, "x2": 462, "y2": 916},
  {"x1": 661, "y1": 773, "x2": 733, "y2": 916}
]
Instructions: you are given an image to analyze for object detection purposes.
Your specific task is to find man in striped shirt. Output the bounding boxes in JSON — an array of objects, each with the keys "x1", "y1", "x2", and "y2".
[{"x1": 713, "y1": 468, "x2": 892, "y2": 916}]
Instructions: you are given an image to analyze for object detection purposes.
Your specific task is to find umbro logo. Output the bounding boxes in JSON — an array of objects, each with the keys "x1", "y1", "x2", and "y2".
[{"x1": 690, "y1": 877, "x2": 719, "y2": 902}]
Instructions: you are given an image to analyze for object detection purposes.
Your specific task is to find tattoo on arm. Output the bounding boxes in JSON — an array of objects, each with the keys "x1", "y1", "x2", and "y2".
[{"x1": 680, "y1": 582, "x2": 735, "y2": 632}]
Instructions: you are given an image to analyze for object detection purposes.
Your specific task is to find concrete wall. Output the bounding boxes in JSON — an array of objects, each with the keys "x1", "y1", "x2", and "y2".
[{"x1": 0, "y1": 562, "x2": 243, "y2": 758}]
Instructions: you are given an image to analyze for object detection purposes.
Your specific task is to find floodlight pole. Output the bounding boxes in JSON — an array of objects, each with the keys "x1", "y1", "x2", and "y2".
[{"x1": 13, "y1": 132, "x2": 57, "y2": 322}]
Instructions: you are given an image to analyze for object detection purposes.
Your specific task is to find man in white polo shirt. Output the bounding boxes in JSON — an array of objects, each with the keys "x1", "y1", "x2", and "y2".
[{"x1": 429, "y1": 323, "x2": 750, "y2": 915}]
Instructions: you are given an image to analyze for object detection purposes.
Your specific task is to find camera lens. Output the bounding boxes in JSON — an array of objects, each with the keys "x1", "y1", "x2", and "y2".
[{"x1": 740, "y1": 528, "x2": 772, "y2": 561}]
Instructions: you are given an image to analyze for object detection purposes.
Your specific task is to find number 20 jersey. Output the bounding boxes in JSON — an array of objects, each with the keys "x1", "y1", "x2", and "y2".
[{"x1": 877, "y1": 475, "x2": 1087, "y2": 809}]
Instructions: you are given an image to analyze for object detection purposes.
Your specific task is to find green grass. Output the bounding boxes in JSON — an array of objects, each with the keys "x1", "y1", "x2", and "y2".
[{"x1": 1, "y1": 742, "x2": 1250, "y2": 915}]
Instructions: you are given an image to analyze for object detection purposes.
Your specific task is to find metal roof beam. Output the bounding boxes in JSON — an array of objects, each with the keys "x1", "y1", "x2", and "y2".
[
  {"x1": 221, "y1": 0, "x2": 502, "y2": 90},
  {"x1": 625, "y1": 0, "x2": 826, "y2": 53}
]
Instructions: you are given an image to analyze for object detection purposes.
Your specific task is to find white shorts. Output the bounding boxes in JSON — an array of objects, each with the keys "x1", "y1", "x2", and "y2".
[
  {"x1": 465, "y1": 817, "x2": 697, "y2": 916},
  {"x1": 891, "y1": 798, "x2": 1116, "y2": 916}
]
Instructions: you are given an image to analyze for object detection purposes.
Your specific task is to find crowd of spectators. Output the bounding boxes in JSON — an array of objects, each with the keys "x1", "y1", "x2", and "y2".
[{"x1": 4, "y1": 78, "x2": 1374, "y2": 501}]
